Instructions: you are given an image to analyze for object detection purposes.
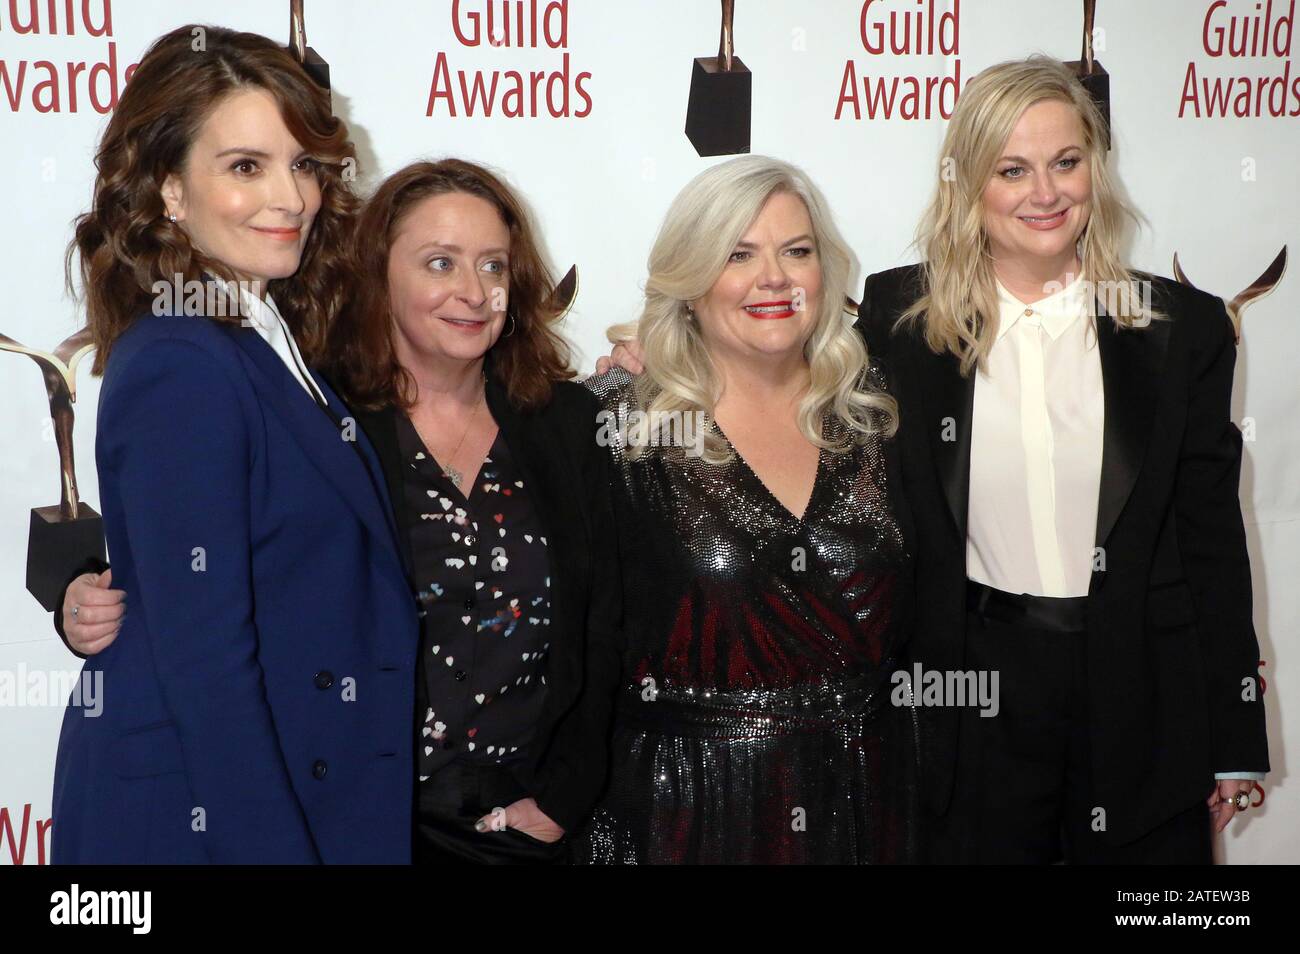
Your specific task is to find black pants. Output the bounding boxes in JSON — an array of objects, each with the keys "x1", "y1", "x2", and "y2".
[
  {"x1": 413, "y1": 762, "x2": 568, "y2": 865},
  {"x1": 927, "y1": 605, "x2": 1213, "y2": 865}
]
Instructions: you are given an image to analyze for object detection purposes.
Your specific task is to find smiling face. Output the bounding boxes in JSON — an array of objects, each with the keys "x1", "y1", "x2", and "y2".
[
  {"x1": 386, "y1": 191, "x2": 511, "y2": 371},
  {"x1": 691, "y1": 189, "x2": 823, "y2": 366},
  {"x1": 161, "y1": 87, "x2": 321, "y2": 289},
  {"x1": 982, "y1": 98, "x2": 1092, "y2": 276}
]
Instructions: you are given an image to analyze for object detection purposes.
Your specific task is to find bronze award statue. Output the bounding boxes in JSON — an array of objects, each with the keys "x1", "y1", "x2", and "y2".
[
  {"x1": 550, "y1": 265, "x2": 579, "y2": 322},
  {"x1": 685, "y1": 0, "x2": 752, "y2": 156},
  {"x1": 1065, "y1": 0, "x2": 1111, "y2": 147},
  {"x1": 290, "y1": 0, "x2": 331, "y2": 96},
  {"x1": 0, "y1": 327, "x2": 107, "y2": 610},
  {"x1": 1174, "y1": 247, "x2": 1288, "y2": 344}
]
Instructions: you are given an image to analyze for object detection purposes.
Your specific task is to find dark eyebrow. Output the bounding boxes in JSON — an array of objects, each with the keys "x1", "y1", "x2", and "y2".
[
  {"x1": 998, "y1": 146, "x2": 1084, "y2": 164},
  {"x1": 413, "y1": 242, "x2": 510, "y2": 257},
  {"x1": 213, "y1": 148, "x2": 313, "y2": 162},
  {"x1": 734, "y1": 234, "x2": 815, "y2": 250}
]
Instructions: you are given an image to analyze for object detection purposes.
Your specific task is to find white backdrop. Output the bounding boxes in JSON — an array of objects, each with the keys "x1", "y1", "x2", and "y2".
[{"x1": 0, "y1": 0, "x2": 1294, "y2": 864}]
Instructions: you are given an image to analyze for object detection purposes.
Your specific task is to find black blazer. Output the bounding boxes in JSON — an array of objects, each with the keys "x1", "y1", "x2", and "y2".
[
  {"x1": 350, "y1": 373, "x2": 624, "y2": 834},
  {"x1": 858, "y1": 264, "x2": 1269, "y2": 845}
]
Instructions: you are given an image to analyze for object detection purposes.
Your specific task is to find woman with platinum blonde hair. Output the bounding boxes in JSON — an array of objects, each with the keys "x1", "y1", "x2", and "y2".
[
  {"x1": 577, "y1": 155, "x2": 919, "y2": 864},
  {"x1": 623, "y1": 155, "x2": 897, "y2": 462},
  {"x1": 857, "y1": 56, "x2": 1269, "y2": 863}
]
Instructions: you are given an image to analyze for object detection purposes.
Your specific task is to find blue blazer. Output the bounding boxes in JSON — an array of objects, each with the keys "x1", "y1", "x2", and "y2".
[{"x1": 52, "y1": 313, "x2": 418, "y2": 863}]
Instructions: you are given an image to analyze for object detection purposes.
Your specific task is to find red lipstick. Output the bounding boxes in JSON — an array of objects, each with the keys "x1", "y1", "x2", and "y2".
[{"x1": 743, "y1": 300, "x2": 796, "y2": 319}]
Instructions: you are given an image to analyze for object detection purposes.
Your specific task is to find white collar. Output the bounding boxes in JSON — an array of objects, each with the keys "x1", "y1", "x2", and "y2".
[
  {"x1": 235, "y1": 282, "x2": 283, "y2": 331},
  {"x1": 995, "y1": 273, "x2": 1088, "y2": 342}
]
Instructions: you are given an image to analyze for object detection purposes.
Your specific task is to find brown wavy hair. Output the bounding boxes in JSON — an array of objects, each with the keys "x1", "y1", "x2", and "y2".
[
  {"x1": 66, "y1": 24, "x2": 358, "y2": 374},
  {"x1": 325, "y1": 159, "x2": 573, "y2": 412}
]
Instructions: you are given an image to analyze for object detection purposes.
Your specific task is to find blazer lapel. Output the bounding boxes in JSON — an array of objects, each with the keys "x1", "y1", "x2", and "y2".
[
  {"x1": 485, "y1": 377, "x2": 578, "y2": 704},
  {"x1": 1093, "y1": 299, "x2": 1172, "y2": 550},
  {"x1": 919, "y1": 342, "x2": 975, "y2": 541},
  {"x1": 314, "y1": 376, "x2": 402, "y2": 546},
  {"x1": 227, "y1": 326, "x2": 404, "y2": 573},
  {"x1": 352, "y1": 404, "x2": 414, "y2": 577}
]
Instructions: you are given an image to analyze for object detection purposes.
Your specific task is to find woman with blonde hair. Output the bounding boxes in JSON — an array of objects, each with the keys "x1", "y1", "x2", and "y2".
[
  {"x1": 857, "y1": 55, "x2": 1268, "y2": 862},
  {"x1": 578, "y1": 155, "x2": 919, "y2": 864}
]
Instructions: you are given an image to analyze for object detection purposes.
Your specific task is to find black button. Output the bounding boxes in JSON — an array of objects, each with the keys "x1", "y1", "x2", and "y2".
[
  {"x1": 463, "y1": 598, "x2": 475, "y2": 610},
  {"x1": 313, "y1": 671, "x2": 334, "y2": 690},
  {"x1": 312, "y1": 760, "x2": 328, "y2": 779},
  {"x1": 454, "y1": 670, "x2": 466, "y2": 682},
  {"x1": 442, "y1": 740, "x2": 455, "y2": 750}
]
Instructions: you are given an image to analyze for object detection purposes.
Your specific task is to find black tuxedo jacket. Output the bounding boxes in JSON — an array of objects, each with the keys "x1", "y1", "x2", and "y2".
[
  {"x1": 352, "y1": 375, "x2": 624, "y2": 833},
  {"x1": 857, "y1": 264, "x2": 1269, "y2": 845}
]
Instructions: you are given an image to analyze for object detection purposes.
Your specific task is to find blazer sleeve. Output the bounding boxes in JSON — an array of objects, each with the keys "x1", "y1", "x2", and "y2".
[
  {"x1": 100, "y1": 336, "x2": 321, "y2": 862},
  {"x1": 532, "y1": 397, "x2": 625, "y2": 833},
  {"x1": 855, "y1": 272, "x2": 889, "y2": 353},
  {"x1": 855, "y1": 269, "x2": 911, "y2": 379},
  {"x1": 1173, "y1": 298, "x2": 1269, "y2": 775},
  {"x1": 51, "y1": 555, "x2": 109, "y2": 658}
]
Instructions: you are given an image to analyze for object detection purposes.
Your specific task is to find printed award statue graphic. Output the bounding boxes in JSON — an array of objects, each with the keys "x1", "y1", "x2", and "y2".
[
  {"x1": 0, "y1": 327, "x2": 106, "y2": 610},
  {"x1": 686, "y1": 0, "x2": 751, "y2": 156},
  {"x1": 1173, "y1": 247, "x2": 1288, "y2": 343},
  {"x1": 1065, "y1": 0, "x2": 1111, "y2": 148},
  {"x1": 289, "y1": 0, "x2": 330, "y2": 95}
]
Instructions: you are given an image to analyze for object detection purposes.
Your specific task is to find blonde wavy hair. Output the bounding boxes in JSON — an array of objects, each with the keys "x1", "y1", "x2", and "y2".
[
  {"x1": 904, "y1": 56, "x2": 1156, "y2": 374},
  {"x1": 613, "y1": 155, "x2": 897, "y2": 464}
]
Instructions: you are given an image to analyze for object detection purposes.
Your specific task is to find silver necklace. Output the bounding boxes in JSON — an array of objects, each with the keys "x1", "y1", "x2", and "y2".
[{"x1": 432, "y1": 381, "x2": 485, "y2": 490}]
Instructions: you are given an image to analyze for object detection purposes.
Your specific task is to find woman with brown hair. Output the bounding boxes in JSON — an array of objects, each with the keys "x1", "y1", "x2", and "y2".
[
  {"x1": 324, "y1": 159, "x2": 622, "y2": 863},
  {"x1": 51, "y1": 24, "x2": 418, "y2": 863},
  {"x1": 62, "y1": 157, "x2": 624, "y2": 864}
]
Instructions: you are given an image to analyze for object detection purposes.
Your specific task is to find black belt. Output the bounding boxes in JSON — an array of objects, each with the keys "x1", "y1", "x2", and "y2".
[{"x1": 966, "y1": 580, "x2": 1088, "y2": 633}]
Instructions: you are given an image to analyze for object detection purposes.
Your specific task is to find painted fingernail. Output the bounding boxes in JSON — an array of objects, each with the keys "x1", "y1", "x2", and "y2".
[{"x1": 474, "y1": 819, "x2": 488, "y2": 832}]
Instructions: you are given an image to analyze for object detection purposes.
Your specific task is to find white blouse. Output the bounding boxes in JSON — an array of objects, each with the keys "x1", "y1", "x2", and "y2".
[
  {"x1": 237, "y1": 285, "x2": 328, "y2": 408},
  {"x1": 967, "y1": 274, "x2": 1103, "y2": 599}
]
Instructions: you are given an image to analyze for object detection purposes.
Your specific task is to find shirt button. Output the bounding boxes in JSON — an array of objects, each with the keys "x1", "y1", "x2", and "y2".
[
  {"x1": 463, "y1": 598, "x2": 475, "y2": 610},
  {"x1": 312, "y1": 760, "x2": 328, "y2": 780},
  {"x1": 313, "y1": 671, "x2": 334, "y2": 690},
  {"x1": 1024, "y1": 307, "x2": 1034, "y2": 317},
  {"x1": 454, "y1": 670, "x2": 466, "y2": 682}
]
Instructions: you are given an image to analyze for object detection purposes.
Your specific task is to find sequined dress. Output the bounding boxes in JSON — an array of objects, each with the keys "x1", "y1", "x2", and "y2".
[{"x1": 574, "y1": 369, "x2": 919, "y2": 864}]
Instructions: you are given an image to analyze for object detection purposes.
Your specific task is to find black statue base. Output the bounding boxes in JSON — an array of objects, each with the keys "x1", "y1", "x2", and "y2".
[
  {"x1": 27, "y1": 504, "x2": 107, "y2": 612},
  {"x1": 685, "y1": 56, "x2": 752, "y2": 157},
  {"x1": 1067, "y1": 58, "x2": 1110, "y2": 149},
  {"x1": 303, "y1": 47, "x2": 330, "y2": 94}
]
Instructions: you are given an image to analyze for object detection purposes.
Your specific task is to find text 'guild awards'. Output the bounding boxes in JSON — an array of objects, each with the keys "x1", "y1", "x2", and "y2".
[
  {"x1": 685, "y1": 0, "x2": 751, "y2": 156},
  {"x1": 289, "y1": 0, "x2": 331, "y2": 95},
  {"x1": 0, "y1": 329, "x2": 106, "y2": 610},
  {"x1": 1065, "y1": 0, "x2": 1111, "y2": 147}
]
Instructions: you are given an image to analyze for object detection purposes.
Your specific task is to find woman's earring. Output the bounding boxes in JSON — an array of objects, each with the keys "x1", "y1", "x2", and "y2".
[
  {"x1": 166, "y1": 212, "x2": 177, "y2": 223},
  {"x1": 504, "y1": 312, "x2": 517, "y2": 337}
]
